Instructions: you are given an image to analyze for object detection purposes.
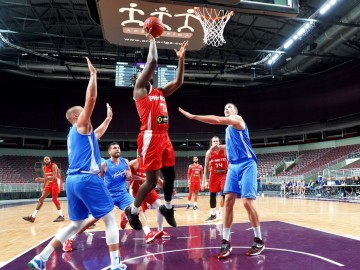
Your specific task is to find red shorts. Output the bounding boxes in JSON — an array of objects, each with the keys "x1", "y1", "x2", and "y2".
[
  {"x1": 132, "y1": 188, "x2": 160, "y2": 213},
  {"x1": 43, "y1": 178, "x2": 62, "y2": 194},
  {"x1": 137, "y1": 131, "x2": 175, "y2": 171},
  {"x1": 209, "y1": 173, "x2": 226, "y2": 193},
  {"x1": 189, "y1": 181, "x2": 200, "y2": 192}
]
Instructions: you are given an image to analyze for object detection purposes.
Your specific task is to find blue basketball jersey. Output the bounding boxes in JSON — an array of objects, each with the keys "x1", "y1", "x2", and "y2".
[
  {"x1": 225, "y1": 125, "x2": 257, "y2": 164},
  {"x1": 66, "y1": 125, "x2": 101, "y2": 175},
  {"x1": 103, "y1": 157, "x2": 128, "y2": 194}
]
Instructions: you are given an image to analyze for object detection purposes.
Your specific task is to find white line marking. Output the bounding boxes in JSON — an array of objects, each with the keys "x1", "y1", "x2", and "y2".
[
  {"x1": 177, "y1": 236, "x2": 198, "y2": 239},
  {"x1": 101, "y1": 246, "x2": 345, "y2": 269}
]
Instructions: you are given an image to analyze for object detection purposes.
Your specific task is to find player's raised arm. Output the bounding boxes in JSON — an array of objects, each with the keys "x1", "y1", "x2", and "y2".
[
  {"x1": 133, "y1": 28, "x2": 158, "y2": 101},
  {"x1": 77, "y1": 57, "x2": 97, "y2": 134},
  {"x1": 178, "y1": 107, "x2": 245, "y2": 130},
  {"x1": 94, "y1": 103, "x2": 113, "y2": 140},
  {"x1": 162, "y1": 41, "x2": 188, "y2": 97}
]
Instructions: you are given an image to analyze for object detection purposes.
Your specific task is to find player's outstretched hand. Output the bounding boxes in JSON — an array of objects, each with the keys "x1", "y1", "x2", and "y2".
[
  {"x1": 179, "y1": 107, "x2": 195, "y2": 120},
  {"x1": 86, "y1": 56, "x2": 97, "y2": 75},
  {"x1": 144, "y1": 27, "x2": 155, "y2": 41},
  {"x1": 174, "y1": 41, "x2": 188, "y2": 59},
  {"x1": 106, "y1": 103, "x2": 113, "y2": 120}
]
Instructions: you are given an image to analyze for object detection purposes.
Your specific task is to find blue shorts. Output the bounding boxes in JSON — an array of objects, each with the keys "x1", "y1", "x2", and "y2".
[
  {"x1": 66, "y1": 174, "x2": 114, "y2": 220},
  {"x1": 224, "y1": 159, "x2": 257, "y2": 199},
  {"x1": 111, "y1": 190, "x2": 135, "y2": 211}
]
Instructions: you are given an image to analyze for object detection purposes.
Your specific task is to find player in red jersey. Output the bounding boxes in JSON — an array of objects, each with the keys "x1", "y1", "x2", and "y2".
[
  {"x1": 126, "y1": 157, "x2": 170, "y2": 242},
  {"x1": 186, "y1": 156, "x2": 203, "y2": 210},
  {"x1": 22, "y1": 156, "x2": 65, "y2": 223},
  {"x1": 124, "y1": 27, "x2": 188, "y2": 230},
  {"x1": 203, "y1": 136, "x2": 228, "y2": 222}
]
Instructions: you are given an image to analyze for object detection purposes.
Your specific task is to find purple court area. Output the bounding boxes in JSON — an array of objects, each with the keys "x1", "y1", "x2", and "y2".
[{"x1": 2, "y1": 221, "x2": 358, "y2": 270}]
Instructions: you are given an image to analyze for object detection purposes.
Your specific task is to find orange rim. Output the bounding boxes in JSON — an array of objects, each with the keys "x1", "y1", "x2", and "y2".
[{"x1": 194, "y1": 7, "x2": 234, "y2": 21}]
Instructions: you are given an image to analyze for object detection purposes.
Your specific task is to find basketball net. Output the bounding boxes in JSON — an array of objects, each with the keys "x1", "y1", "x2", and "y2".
[{"x1": 194, "y1": 7, "x2": 234, "y2": 47}]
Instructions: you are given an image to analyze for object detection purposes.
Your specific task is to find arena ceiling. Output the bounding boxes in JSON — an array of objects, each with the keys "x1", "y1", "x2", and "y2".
[{"x1": 0, "y1": 0, "x2": 360, "y2": 90}]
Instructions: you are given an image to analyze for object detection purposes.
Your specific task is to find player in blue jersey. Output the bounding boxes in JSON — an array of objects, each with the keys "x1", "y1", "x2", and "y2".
[
  {"x1": 62, "y1": 142, "x2": 162, "y2": 254},
  {"x1": 28, "y1": 57, "x2": 126, "y2": 270},
  {"x1": 101, "y1": 142, "x2": 164, "y2": 241},
  {"x1": 179, "y1": 103, "x2": 265, "y2": 259}
]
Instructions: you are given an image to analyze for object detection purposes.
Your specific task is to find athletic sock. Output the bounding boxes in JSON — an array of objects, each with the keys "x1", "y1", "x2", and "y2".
[
  {"x1": 165, "y1": 201, "x2": 172, "y2": 209},
  {"x1": 253, "y1": 226, "x2": 262, "y2": 240}
]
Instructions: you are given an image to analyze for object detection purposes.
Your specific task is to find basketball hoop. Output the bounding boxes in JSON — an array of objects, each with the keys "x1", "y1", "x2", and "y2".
[{"x1": 194, "y1": 7, "x2": 234, "y2": 47}]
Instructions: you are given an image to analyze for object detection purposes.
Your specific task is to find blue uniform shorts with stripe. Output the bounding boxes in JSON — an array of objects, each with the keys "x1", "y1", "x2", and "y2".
[
  {"x1": 224, "y1": 159, "x2": 258, "y2": 199},
  {"x1": 66, "y1": 174, "x2": 114, "y2": 220},
  {"x1": 111, "y1": 190, "x2": 135, "y2": 211}
]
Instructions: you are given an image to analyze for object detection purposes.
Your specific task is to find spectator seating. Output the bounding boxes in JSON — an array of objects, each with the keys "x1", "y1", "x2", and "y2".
[
  {"x1": 0, "y1": 155, "x2": 68, "y2": 183},
  {"x1": 278, "y1": 145, "x2": 360, "y2": 176},
  {"x1": 257, "y1": 151, "x2": 297, "y2": 176}
]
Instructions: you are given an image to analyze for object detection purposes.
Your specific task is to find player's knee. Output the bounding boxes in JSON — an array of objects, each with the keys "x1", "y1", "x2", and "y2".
[
  {"x1": 143, "y1": 180, "x2": 156, "y2": 191},
  {"x1": 242, "y1": 199, "x2": 253, "y2": 210}
]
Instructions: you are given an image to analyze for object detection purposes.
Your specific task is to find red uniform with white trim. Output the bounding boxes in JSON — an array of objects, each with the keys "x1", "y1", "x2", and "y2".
[
  {"x1": 129, "y1": 158, "x2": 160, "y2": 212},
  {"x1": 188, "y1": 163, "x2": 202, "y2": 193},
  {"x1": 209, "y1": 150, "x2": 228, "y2": 193},
  {"x1": 135, "y1": 87, "x2": 175, "y2": 171},
  {"x1": 43, "y1": 162, "x2": 62, "y2": 207}
]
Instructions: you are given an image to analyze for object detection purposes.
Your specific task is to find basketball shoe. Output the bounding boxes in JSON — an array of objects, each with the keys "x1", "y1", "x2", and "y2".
[
  {"x1": 145, "y1": 231, "x2": 157, "y2": 244},
  {"x1": 120, "y1": 212, "x2": 128, "y2": 230},
  {"x1": 146, "y1": 230, "x2": 164, "y2": 243},
  {"x1": 193, "y1": 205, "x2": 199, "y2": 210},
  {"x1": 246, "y1": 237, "x2": 265, "y2": 256},
  {"x1": 161, "y1": 230, "x2": 171, "y2": 239},
  {"x1": 62, "y1": 238, "x2": 74, "y2": 252},
  {"x1": 53, "y1": 215, "x2": 65, "y2": 222},
  {"x1": 204, "y1": 214, "x2": 216, "y2": 223},
  {"x1": 28, "y1": 255, "x2": 47, "y2": 270},
  {"x1": 218, "y1": 239, "x2": 232, "y2": 259},
  {"x1": 186, "y1": 204, "x2": 190, "y2": 210},
  {"x1": 124, "y1": 206, "x2": 142, "y2": 230},
  {"x1": 23, "y1": 216, "x2": 35, "y2": 223},
  {"x1": 159, "y1": 205, "x2": 176, "y2": 227},
  {"x1": 111, "y1": 263, "x2": 127, "y2": 270}
]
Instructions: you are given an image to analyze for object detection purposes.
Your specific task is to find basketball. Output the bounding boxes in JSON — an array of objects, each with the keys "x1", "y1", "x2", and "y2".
[{"x1": 143, "y1": 17, "x2": 164, "y2": 38}]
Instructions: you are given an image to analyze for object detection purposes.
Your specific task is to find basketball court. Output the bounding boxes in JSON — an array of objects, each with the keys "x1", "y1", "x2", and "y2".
[
  {"x1": 1, "y1": 194, "x2": 359, "y2": 269},
  {"x1": 1, "y1": 1, "x2": 360, "y2": 269}
]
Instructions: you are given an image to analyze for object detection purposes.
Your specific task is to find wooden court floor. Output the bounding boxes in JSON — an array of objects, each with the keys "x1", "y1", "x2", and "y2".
[{"x1": 1, "y1": 194, "x2": 360, "y2": 266}]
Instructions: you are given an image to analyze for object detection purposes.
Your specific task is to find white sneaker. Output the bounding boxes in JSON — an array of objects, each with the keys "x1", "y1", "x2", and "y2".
[
  {"x1": 28, "y1": 255, "x2": 47, "y2": 270},
  {"x1": 111, "y1": 263, "x2": 127, "y2": 270}
]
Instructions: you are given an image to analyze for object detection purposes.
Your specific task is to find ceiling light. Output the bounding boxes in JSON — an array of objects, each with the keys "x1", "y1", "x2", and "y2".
[
  {"x1": 266, "y1": 0, "x2": 337, "y2": 66},
  {"x1": 320, "y1": 4, "x2": 330, "y2": 14},
  {"x1": 296, "y1": 28, "x2": 306, "y2": 36},
  {"x1": 283, "y1": 39, "x2": 294, "y2": 49}
]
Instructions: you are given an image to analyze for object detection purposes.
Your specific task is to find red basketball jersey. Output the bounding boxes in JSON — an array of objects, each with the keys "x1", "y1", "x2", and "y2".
[
  {"x1": 188, "y1": 164, "x2": 203, "y2": 182},
  {"x1": 130, "y1": 158, "x2": 146, "y2": 192},
  {"x1": 210, "y1": 150, "x2": 228, "y2": 175},
  {"x1": 135, "y1": 87, "x2": 169, "y2": 132},
  {"x1": 43, "y1": 162, "x2": 61, "y2": 179}
]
